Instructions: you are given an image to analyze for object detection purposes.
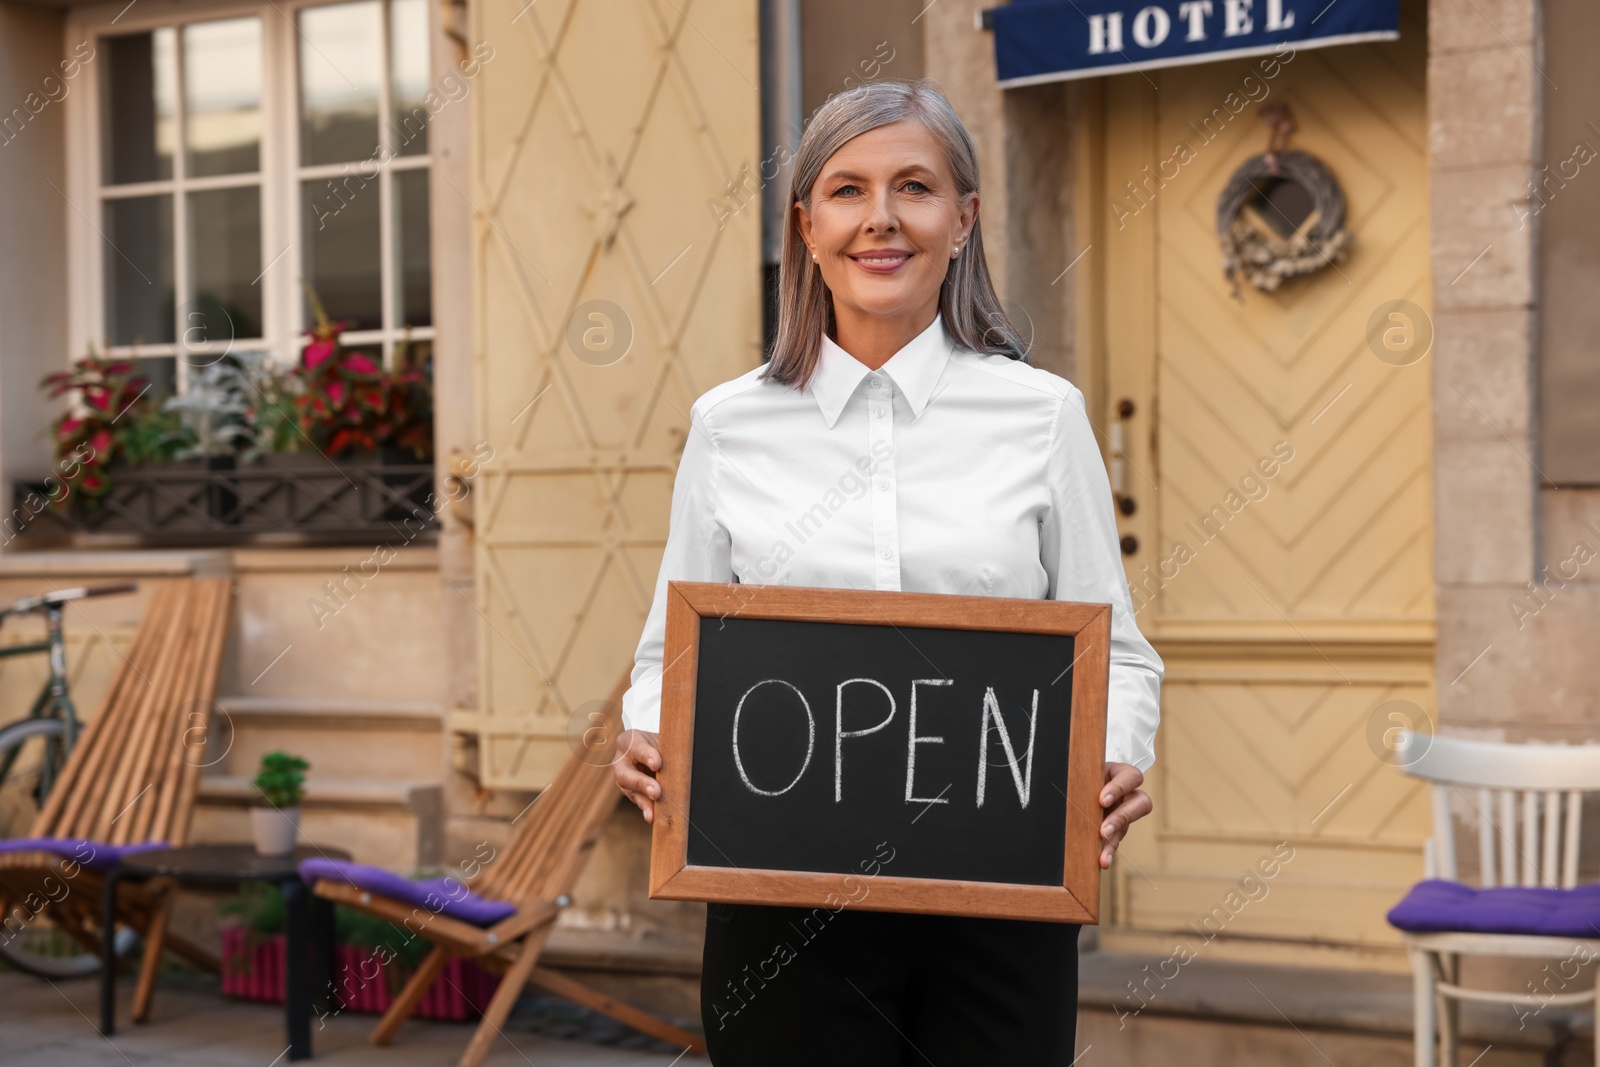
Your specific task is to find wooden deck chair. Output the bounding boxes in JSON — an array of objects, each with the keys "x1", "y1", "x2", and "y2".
[
  {"x1": 0, "y1": 577, "x2": 233, "y2": 1021},
  {"x1": 307, "y1": 673, "x2": 705, "y2": 1066}
]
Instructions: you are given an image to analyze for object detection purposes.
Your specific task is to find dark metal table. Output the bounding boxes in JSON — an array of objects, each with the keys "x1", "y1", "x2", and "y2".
[{"x1": 100, "y1": 843, "x2": 351, "y2": 1060}]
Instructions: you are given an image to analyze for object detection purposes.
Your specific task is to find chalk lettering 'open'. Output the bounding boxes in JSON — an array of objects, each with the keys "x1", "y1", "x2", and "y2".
[{"x1": 736, "y1": 677, "x2": 1040, "y2": 809}]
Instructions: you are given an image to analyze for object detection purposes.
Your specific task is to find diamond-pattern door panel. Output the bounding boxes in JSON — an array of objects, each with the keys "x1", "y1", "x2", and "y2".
[
  {"x1": 1102, "y1": 4, "x2": 1436, "y2": 958},
  {"x1": 470, "y1": 0, "x2": 761, "y2": 787},
  {"x1": 1152, "y1": 43, "x2": 1433, "y2": 625}
]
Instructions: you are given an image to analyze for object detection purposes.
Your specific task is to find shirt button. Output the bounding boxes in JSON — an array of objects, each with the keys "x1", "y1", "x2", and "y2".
[
  {"x1": 877, "y1": 481, "x2": 888, "y2": 492},
  {"x1": 880, "y1": 547, "x2": 893, "y2": 559},
  {"x1": 868, "y1": 376, "x2": 881, "y2": 389},
  {"x1": 874, "y1": 408, "x2": 886, "y2": 419}
]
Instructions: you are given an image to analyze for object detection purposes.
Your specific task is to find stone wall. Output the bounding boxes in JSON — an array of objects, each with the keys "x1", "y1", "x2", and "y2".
[
  {"x1": 922, "y1": 0, "x2": 1084, "y2": 384},
  {"x1": 0, "y1": 2, "x2": 70, "y2": 533},
  {"x1": 1430, "y1": 0, "x2": 1600, "y2": 743}
]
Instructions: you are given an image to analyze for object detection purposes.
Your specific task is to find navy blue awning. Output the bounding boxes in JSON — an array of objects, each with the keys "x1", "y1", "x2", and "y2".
[{"x1": 991, "y1": 0, "x2": 1399, "y2": 87}]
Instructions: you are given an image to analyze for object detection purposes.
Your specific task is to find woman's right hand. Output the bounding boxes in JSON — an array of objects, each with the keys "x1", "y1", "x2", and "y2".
[{"x1": 613, "y1": 729, "x2": 663, "y2": 824}]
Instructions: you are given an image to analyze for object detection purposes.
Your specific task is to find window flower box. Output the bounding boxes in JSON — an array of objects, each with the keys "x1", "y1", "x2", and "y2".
[
  {"x1": 15, "y1": 454, "x2": 436, "y2": 544},
  {"x1": 32, "y1": 288, "x2": 435, "y2": 545}
]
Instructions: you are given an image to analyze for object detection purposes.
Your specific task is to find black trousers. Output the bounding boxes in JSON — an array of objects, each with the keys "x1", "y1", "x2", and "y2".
[{"x1": 700, "y1": 902, "x2": 1081, "y2": 1066}]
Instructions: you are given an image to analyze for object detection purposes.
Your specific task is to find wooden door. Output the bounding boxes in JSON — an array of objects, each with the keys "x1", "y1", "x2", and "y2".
[
  {"x1": 464, "y1": 0, "x2": 763, "y2": 788},
  {"x1": 1095, "y1": 6, "x2": 1435, "y2": 966}
]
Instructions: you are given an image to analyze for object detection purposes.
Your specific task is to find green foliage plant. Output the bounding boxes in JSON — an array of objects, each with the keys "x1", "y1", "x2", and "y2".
[{"x1": 252, "y1": 751, "x2": 309, "y2": 809}]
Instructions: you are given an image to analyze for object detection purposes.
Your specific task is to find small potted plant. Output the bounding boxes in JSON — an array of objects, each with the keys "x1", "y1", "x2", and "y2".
[{"x1": 250, "y1": 751, "x2": 309, "y2": 856}]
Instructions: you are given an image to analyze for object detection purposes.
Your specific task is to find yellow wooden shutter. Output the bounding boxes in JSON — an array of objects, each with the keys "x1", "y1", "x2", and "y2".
[{"x1": 465, "y1": 0, "x2": 762, "y2": 788}]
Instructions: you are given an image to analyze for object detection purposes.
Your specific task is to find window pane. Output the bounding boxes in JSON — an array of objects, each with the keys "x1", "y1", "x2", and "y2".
[
  {"x1": 102, "y1": 29, "x2": 176, "y2": 185},
  {"x1": 390, "y1": 0, "x2": 430, "y2": 157},
  {"x1": 184, "y1": 18, "x2": 262, "y2": 177},
  {"x1": 132, "y1": 357, "x2": 177, "y2": 401},
  {"x1": 395, "y1": 169, "x2": 431, "y2": 327},
  {"x1": 189, "y1": 186, "x2": 263, "y2": 341},
  {"x1": 393, "y1": 335, "x2": 431, "y2": 373},
  {"x1": 103, "y1": 195, "x2": 175, "y2": 345},
  {"x1": 298, "y1": 1, "x2": 382, "y2": 165},
  {"x1": 302, "y1": 177, "x2": 381, "y2": 331}
]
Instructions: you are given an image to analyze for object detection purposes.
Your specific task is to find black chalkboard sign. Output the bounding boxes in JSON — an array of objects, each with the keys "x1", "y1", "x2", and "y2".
[{"x1": 648, "y1": 582, "x2": 1111, "y2": 923}]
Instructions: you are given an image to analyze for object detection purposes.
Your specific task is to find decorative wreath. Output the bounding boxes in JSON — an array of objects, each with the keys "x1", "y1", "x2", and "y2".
[{"x1": 1215, "y1": 106, "x2": 1351, "y2": 296}]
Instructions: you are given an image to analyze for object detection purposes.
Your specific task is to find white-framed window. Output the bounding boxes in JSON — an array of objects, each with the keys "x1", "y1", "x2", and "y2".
[{"x1": 67, "y1": 0, "x2": 435, "y2": 393}]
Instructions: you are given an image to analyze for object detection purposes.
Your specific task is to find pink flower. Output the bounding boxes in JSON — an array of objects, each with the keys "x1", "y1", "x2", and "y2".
[
  {"x1": 58, "y1": 416, "x2": 84, "y2": 438},
  {"x1": 303, "y1": 338, "x2": 337, "y2": 369},
  {"x1": 88, "y1": 429, "x2": 113, "y2": 455},
  {"x1": 343, "y1": 353, "x2": 380, "y2": 376},
  {"x1": 85, "y1": 388, "x2": 110, "y2": 412},
  {"x1": 327, "y1": 380, "x2": 346, "y2": 405}
]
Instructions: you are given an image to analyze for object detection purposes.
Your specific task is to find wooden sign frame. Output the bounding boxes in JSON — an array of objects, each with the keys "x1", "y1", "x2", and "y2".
[{"x1": 647, "y1": 581, "x2": 1111, "y2": 924}]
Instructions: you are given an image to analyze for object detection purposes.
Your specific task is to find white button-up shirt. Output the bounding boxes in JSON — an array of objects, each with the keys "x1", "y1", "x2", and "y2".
[{"x1": 621, "y1": 313, "x2": 1163, "y2": 771}]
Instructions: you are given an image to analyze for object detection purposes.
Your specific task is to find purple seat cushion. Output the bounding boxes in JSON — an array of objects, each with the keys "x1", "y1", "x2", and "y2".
[
  {"x1": 1387, "y1": 879, "x2": 1600, "y2": 938},
  {"x1": 298, "y1": 858, "x2": 517, "y2": 927},
  {"x1": 0, "y1": 837, "x2": 167, "y2": 873}
]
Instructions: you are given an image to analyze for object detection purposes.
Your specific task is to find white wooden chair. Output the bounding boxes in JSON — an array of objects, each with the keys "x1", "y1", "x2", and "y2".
[{"x1": 1392, "y1": 728, "x2": 1600, "y2": 1067}]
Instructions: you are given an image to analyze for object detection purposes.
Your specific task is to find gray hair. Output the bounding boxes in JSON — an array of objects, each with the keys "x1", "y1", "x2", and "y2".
[{"x1": 762, "y1": 78, "x2": 1026, "y2": 389}]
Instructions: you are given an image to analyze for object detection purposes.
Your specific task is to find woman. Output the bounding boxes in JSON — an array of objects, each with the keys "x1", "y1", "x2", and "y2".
[{"x1": 611, "y1": 78, "x2": 1162, "y2": 1064}]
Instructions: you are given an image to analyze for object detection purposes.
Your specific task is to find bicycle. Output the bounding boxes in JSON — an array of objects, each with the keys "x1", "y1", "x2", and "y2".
[{"x1": 0, "y1": 582, "x2": 140, "y2": 976}]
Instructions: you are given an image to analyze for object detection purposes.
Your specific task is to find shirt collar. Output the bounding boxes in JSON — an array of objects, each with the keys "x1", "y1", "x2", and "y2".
[{"x1": 808, "y1": 313, "x2": 952, "y2": 429}]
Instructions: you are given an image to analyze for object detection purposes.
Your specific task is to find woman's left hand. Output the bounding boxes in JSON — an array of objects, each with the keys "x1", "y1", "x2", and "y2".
[{"x1": 1099, "y1": 762, "x2": 1152, "y2": 869}]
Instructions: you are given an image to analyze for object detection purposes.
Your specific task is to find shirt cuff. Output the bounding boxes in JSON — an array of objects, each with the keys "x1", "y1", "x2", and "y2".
[{"x1": 621, "y1": 668, "x2": 663, "y2": 734}]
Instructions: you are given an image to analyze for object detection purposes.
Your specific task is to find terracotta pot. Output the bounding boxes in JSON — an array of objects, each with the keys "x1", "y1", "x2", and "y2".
[{"x1": 249, "y1": 806, "x2": 300, "y2": 855}]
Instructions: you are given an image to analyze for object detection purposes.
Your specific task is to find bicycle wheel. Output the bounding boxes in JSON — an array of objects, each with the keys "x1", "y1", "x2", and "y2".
[
  {"x1": 0, "y1": 716, "x2": 138, "y2": 977},
  {"x1": 0, "y1": 716, "x2": 66, "y2": 840}
]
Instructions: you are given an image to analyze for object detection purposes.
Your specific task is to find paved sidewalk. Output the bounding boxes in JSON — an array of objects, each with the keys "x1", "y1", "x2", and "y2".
[{"x1": 1, "y1": 968, "x2": 704, "y2": 1067}]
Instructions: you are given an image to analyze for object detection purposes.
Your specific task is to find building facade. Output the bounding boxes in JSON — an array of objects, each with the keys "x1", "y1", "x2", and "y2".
[{"x1": 0, "y1": 0, "x2": 1595, "y2": 1056}]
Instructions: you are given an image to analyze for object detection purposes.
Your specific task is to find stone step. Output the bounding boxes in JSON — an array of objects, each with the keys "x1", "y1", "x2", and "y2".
[
  {"x1": 191, "y1": 775, "x2": 442, "y2": 872},
  {"x1": 212, "y1": 695, "x2": 445, "y2": 783},
  {"x1": 540, "y1": 928, "x2": 705, "y2": 1024},
  {"x1": 542, "y1": 927, "x2": 703, "y2": 977},
  {"x1": 1078, "y1": 949, "x2": 1593, "y2": 1066}
]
